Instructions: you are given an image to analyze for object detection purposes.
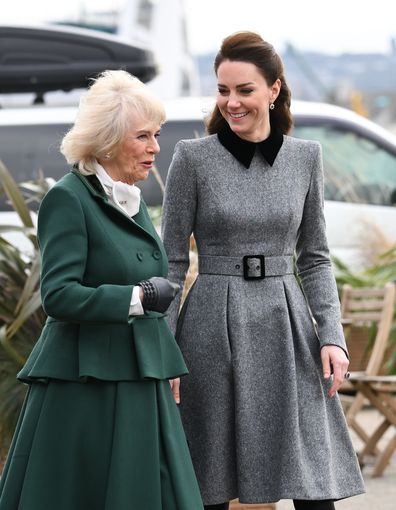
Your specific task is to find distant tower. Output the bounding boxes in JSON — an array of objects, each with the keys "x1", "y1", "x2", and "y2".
[
  {"x1": 117, "y1": 0, "x2": 200, "y2": 99},
  {"x1": 391, "y1": 37, "x2": 396, "y2": 57}
]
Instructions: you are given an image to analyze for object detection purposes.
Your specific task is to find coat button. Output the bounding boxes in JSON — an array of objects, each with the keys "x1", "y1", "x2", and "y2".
[
  {"x1": 137, "y1": 252, "x2": 144, "y2": 261},
  {"x1": 152, "y1": 250, "x2": 161, "y2": 260}
]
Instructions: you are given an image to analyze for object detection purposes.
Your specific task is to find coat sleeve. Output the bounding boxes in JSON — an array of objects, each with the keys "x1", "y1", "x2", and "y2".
[
  {"x1": 38, "y1": 184, "x2": 134, "y2": 323},
  {"x1": 162, "y1": 140, "x2": 197, "y2": 334},
  {"x1": 295, "y1": 142, "x2": 347, "y2": 353}
]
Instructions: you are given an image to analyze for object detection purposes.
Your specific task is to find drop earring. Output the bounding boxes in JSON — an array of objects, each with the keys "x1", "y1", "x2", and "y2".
[{"x1": 269, "y1": 103, "x2": 275, "y2": 110}]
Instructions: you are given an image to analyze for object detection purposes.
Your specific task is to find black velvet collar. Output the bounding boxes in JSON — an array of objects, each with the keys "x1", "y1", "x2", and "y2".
[{"x1": 217, "y1": 122, "x2": 283, "y2": 168}]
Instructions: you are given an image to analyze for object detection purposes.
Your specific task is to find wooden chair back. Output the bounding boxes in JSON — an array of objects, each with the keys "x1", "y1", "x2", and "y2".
[
  {"x1": 339, "y1": 282, "x2": 395, "y2": 451},
  {"x1": 340, "y1": 282, "x2": 395, "y2": 377}
]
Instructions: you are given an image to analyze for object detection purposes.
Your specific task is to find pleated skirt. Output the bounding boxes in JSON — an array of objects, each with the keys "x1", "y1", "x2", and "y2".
[{"x1": 0, "y1": 378, "x2": 204, "y2": 510}]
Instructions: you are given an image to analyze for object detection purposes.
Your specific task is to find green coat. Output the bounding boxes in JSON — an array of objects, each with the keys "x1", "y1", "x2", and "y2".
[
  {"x1": 0, "y1": 171, "x2": 204, "y2": 509},
  {"x1": 19, "y1": 169, "x2": 188, "y2": 383}
]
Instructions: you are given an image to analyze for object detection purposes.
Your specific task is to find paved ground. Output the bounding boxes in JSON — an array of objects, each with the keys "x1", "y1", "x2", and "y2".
[{"x1": 276, "y1": 407, "x2": 396, "y2": 510}]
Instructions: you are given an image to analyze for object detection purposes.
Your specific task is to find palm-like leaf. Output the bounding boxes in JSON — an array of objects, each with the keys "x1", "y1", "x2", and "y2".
[
  {"x1": 0, "y1": 161, "x2": 36, "y2": 248},
  {"x1": 0, "y1": 163, "x2": 48, "y2": 460}
]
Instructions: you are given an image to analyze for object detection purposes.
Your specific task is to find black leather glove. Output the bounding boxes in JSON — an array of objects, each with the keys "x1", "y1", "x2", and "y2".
[{"x1": 138, "y1": 277, "x2": 180, "y2": 313}]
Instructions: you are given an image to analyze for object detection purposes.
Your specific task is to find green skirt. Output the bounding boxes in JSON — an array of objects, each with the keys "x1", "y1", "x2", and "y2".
[{"x1": 0, "y1": 379, "x2": 204, "y2": 510}]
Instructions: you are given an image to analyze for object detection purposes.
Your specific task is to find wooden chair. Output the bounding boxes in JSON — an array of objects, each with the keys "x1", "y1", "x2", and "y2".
[
  {"x1": 339, "y1": 282, "x2": 396, "y2": 467},
  {"x1": 348, "y1": 374, "x2": 396, "y2": 476}
]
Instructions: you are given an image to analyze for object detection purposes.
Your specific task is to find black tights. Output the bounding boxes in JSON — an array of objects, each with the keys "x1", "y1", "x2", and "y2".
[
  {"x1": 204, "y1": 501, "x2": 335, "y2": 510},
  {"x1": 293, "y1": 500, "x2": 335, "y2": 510}
]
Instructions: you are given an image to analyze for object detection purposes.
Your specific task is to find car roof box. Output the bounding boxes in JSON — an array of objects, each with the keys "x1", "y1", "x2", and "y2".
[{"x1": 0, "y1": 24, "x2": 158, "y2": 94}]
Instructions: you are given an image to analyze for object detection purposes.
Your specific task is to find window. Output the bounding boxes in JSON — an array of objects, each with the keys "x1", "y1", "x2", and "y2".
[
  {"x1": 292, "y1": 124, "x2": 396, "y2": 206},
  {"x1": 0, "y1": 118, "x2": 207, "y2": 210},
  {"x1": 0, "y1": 124, "x2": 70, "y2": 210},
  {"x1": 137, "y1": 0, "x2": 154, "y2": 30}
]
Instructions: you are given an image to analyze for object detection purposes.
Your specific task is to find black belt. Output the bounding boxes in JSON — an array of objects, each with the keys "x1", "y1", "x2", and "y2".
[{"x1": 198, "y1": 254, "x2": 295, "y2": 280}]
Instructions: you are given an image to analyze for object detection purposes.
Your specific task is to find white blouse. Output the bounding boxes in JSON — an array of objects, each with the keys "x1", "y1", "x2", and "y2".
[{"x1": 95, "y1": 162, "x2": 144, "y2": 316}]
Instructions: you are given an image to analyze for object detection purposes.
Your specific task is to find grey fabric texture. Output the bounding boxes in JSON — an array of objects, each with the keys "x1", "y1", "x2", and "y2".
[{"x1": 162, "y1": 134, "x2": 365, "y2": 505}]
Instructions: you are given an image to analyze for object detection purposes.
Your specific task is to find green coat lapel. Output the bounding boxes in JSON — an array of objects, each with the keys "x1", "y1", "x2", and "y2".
[{"x1": 71, "y1": 169, "x2": 162, "y2": 247}]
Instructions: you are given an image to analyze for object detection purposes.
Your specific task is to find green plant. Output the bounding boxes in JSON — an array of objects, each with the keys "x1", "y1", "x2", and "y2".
[
  {"x1": 0, "y1": 161, "x2": 51, "y2": 460},
  {"x1": 333, "y1": 249, "x2": 396, "y2": 374}
]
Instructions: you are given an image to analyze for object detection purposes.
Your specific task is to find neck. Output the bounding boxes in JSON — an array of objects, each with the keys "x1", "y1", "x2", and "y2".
[
  {"x1": 97, "y1": 159, "x2": 135, "y2": 185},
  {"x1": 234, "y1": 125, "x2": 271, "y2": 143}
]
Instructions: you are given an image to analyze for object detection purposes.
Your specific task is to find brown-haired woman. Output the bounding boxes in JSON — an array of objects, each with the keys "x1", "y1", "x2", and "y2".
[{"x1": 162, "y1": 32, "x2": 365, "y2": 510}]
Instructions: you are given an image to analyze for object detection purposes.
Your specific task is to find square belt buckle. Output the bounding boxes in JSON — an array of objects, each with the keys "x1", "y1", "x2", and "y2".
[{"x1": 243, "y1": 255, "x2": 265, "y2": 280}]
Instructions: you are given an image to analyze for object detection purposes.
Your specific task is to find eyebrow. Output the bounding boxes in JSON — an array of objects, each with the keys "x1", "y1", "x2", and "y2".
[
  {"x1": 217, "y1": 82, "x2": 255, "y2": 88},
  {"x1": 136, "y1": 128, "x2": 161, "y2": 135}
]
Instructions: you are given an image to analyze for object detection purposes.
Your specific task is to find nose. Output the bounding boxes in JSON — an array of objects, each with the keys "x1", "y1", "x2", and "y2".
[
  {"x1": 227, "y1": 93, "x2": 241, "y2": 109},
  {"x1": 148, "y1": 136, "x2": 160, "y2": 154}
]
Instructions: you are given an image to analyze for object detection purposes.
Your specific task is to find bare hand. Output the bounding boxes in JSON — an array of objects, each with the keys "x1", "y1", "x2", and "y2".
[
  {"x1": 169, "y1": 378, "x2": 180, "y2": 404},
  {"x1": 321, "y1": 345, "x2": 349, "y2": 398}
]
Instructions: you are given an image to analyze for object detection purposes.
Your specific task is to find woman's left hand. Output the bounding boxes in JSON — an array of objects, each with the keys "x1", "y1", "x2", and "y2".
[
  {"x1": 169, "y1": 378, "x2": 180, "y2": 404},
  {"x1": 321, "y1": 345, "x2": 349, "y2": 398}
]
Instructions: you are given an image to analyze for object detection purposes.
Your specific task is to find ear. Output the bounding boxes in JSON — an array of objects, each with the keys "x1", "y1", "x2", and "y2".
[{"x1": 271, "y1": 78, "x2": 281, "y2": 102}]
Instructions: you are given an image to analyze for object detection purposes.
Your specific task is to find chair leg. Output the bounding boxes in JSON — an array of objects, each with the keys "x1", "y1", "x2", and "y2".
[
  {"x1": 350, "y1": 419, "x2": 379, "y2": 456},
  {"x1": 347, "y1": 393, "x2": 380, "y2": 455},
  {"x1": 359, "y1": 418, "x2": 390, "y2": 460},
  {"x1": 353, "y1": 380, "x2": 396, "y2": 476},
  {"x1": 372, "y1": 432, "x2": 396, "y2": 477}
]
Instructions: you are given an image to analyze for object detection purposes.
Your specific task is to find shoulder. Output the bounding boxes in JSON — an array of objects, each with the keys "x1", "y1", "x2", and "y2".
[
  {"x1": 44, "y1": 171, "x2": 83, "y2": 195},
  {"x1": 284, "y1": 134, "x2": 321, "y2": 154},
  {"x1": 167, "y1": 135, "x2": 219, "y2": 183},
  {"x1": 283, "y1": 135, "x2": 322, "y2": 169},
  {"x1": 173, "y1": 134, "x2": 219, "y2": 158},
  {"x1": 39, "y1": 172, "x2": 88, "y2": 216},
  {"x1": 43, "y1": 171, "x2": 97, "y2": 202}
]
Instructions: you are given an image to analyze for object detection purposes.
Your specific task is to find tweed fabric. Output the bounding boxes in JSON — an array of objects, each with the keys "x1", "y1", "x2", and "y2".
[{"x1": 162, "y1": 135, "x2": 365, "y2": 504}]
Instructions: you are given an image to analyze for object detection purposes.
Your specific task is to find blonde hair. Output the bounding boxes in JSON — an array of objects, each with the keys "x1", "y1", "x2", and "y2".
[{"x1": 60, "y1": 70, "x2": 166, "y2": 174}]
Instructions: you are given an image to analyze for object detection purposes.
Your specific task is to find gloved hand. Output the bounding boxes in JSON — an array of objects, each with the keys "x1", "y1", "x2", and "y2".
[{"x1": 138, "y1": 277, "x2": 180, "y2": 313}]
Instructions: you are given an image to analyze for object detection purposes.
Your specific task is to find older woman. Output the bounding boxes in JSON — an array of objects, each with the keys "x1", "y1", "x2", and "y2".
[{"x1": 0, "y1": 70, "x2": 204, "y2": 510}]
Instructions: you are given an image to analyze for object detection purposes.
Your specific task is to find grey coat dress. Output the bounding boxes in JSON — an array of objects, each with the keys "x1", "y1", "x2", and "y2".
[{"x1": 161, "y1": 131, "x2": 365, "y2": 505}]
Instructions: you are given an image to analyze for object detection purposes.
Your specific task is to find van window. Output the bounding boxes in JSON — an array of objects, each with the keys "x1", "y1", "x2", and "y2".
[
  {"x1": 0, "y1": 118, "x2": 206, "y2": 210},
  {"x1": 0, "y1": 124, "x2": 69, "y2": 210},
  {"x1": 0, "y1": 124, "x2": 69, "y2": 181},
  {"x1": 292, "y1": 124, "x2": 396, "y2": 206}
]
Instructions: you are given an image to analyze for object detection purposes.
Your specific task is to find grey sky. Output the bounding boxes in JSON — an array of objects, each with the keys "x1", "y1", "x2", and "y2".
[{"x1": 2, "y1": 0, "x2": 396, "y2": 56}]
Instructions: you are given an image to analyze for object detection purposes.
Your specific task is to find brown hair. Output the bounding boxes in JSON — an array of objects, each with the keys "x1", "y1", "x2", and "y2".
[{"x1": 207, "y1": 31, "x2": 292, "y2": 135}]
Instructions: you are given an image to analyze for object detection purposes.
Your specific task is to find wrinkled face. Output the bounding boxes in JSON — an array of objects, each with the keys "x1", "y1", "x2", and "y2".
[
  {"x1": 216, "y1": 59, "x2": 280, "y2": 142},
  {"x1": 107, "y1": 117, "x2": 161, "y2": 184}
]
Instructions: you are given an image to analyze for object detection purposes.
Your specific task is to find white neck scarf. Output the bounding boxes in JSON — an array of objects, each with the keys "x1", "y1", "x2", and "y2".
[{"x1": 95, "y1": 162, "x2": 141, "y2": 217}]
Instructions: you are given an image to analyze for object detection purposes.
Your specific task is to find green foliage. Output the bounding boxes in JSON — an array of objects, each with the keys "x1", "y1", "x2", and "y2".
[
  {"x1": 0, "y1": 161, "x2": 50, "y2": 459},
  {"x1": 333, "y1": 249, "x2": 396, "y2": 374}
]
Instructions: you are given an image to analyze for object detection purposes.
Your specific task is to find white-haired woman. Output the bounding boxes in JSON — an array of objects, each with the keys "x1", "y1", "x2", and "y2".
[{"x1": 0, "y1": 70, "x2": 204, "y2": 510}]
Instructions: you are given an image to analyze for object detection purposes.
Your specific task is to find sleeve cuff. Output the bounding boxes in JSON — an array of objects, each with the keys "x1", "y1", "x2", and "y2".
[{"x1": 129, "y1": 285, "x2": 144, "y2": 316}]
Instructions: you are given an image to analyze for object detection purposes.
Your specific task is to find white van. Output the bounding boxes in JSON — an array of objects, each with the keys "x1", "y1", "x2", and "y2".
[{"x1": 1, "y1": 98, "x2": 396, "y2": 267}]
